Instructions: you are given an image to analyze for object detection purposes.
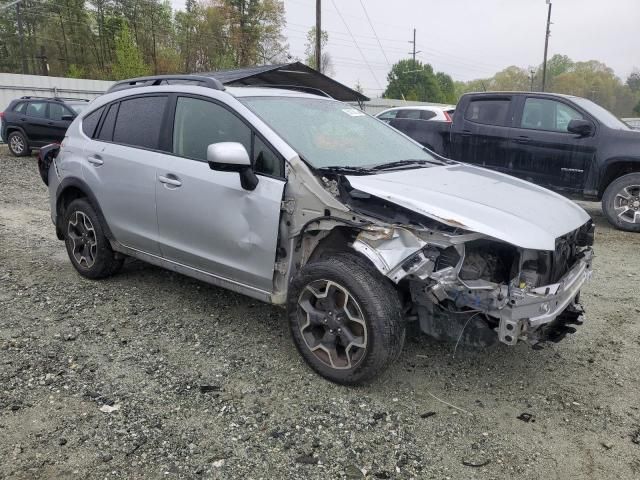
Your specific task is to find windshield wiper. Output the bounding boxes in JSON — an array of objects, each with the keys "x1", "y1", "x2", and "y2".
[
  {"x1": 371, "y1": 159, "x2": 440, "y2": 171},
  {"x1": 317, "y1": 165, "x2": 374, "y2": 175}
]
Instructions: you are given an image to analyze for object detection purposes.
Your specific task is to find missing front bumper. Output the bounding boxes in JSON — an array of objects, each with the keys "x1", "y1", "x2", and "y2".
[{"x1": 492, "y1": 249, "x2": 593, "y2": 346}]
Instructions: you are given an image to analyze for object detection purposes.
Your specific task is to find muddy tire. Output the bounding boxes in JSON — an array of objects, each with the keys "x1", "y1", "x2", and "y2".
[
  {"x1": 63, "y1": 198, "x2": 124, "y2": 279},
  {"x1": 8, "y1": 131, "x2": 30, "y2": 157},
  {"x1": 288, "y1": 253, "x2": 405, "y2": 385},
  {"x1": 602, "y1": 173, "x2": 640, "y2": 232}
]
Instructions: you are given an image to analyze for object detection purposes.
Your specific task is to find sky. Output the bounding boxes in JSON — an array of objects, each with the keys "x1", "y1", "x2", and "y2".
[{"x1": 170, "y1": 0, "x2": 639, "y2": 97}]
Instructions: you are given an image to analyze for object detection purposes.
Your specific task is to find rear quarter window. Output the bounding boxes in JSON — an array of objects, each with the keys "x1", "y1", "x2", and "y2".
[
  {"x1": 82, "y1": 106, "x2": 105, "y2": 138},
  {"x1": 13, "y1": 102, "x2": 26, "y2": 114}
]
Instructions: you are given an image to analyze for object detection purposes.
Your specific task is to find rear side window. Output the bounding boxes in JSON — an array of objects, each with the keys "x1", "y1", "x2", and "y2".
[
  {"x1": 420, "y1": 110, "x2": 437, "y2": 121},
  {"x1": 464, "y1": 99, "x2": 511, "y2": 126},
  {"x1": 13, "y1": 102, "x2": 26, "y2": 114},
  {"x1": 396, "y1": 110, "x2": 422, "y2": 119},
  {"x1": 112, "y1": 96, "x2": 167, "y2": 150},
  {"x1": 25, "y1": 102, "x2": 47, "y2": 118},
  {"x1": 97, "y1": 104, "x2": 118, "y2": 141},
  {"x1": 82, "y1": 106, "x2": 105, "y2": 138}
]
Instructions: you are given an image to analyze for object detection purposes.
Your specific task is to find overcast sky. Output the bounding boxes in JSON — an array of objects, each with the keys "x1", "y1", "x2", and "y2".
[{"x1": 171, "y1": 0, "x2": 639, "y2": 97}]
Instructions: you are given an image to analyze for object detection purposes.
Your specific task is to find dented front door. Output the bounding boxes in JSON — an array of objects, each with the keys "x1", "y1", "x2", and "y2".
[{"x1": 155, "y1": 157, "x2": 285, "y2": 293}]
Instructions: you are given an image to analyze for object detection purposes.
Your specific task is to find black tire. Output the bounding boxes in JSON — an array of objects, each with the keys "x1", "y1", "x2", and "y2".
[
  {"x1": 7, "y1": 131, "x2": 30, "y2": 157},
  {"x1": 602, "y1": 172, "x2": 640, "y2": 232},
  {"x1": 287, "y1": 253, "x2": 405, "y2": 385},
  {"x1": 63, "y1": 198, "x2": 124, "y2": 279}
]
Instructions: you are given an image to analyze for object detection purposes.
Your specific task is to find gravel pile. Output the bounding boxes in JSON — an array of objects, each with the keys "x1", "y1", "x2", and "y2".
[{"x1": 1, "y1": 148, "x2": 639, "y2": 479}]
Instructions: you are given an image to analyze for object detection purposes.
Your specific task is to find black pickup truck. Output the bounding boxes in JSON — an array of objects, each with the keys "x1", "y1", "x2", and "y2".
[{"x1": 388, "y1": 92, "x2": 640, "y2": 232}]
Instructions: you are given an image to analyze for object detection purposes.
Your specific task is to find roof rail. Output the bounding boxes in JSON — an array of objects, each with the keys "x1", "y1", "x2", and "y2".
[
  {"x1": 249, "y1": 84, "x2": 333, "y2": 98},
  {"x1": 19, "y1": 96, "x2": 90, "y2": 102},
  {"x1": 107, "y1": 75, "x2": 225, "y2": 93}
]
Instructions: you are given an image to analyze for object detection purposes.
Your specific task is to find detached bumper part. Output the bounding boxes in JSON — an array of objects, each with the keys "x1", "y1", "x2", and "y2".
[{"x1": 495, "y1": 249, "x2": 593, "y2": 346}]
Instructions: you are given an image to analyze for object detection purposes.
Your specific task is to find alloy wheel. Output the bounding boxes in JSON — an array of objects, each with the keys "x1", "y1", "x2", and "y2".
[
  {"x1": 10, "y1": 135, "x2": 24, "y2": 155},
  {"x1": 67, "y1": 211, "x2": 98, "y2": 268},
  {"x1": 614, "y1": 184, "x2": 640, "y2": 224},
  {"x1": 296, "y1": 279, "x2": 368, "y2": 370}
]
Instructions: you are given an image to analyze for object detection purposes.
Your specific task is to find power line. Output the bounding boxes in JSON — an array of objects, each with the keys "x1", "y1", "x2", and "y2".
[{"x1": 329, "y1": 0, "x2": 382, "y2": 90}]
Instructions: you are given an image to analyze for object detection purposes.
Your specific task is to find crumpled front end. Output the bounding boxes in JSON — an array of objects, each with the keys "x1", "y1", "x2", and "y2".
[{"x1": 353, "y1": 221, "x2": 594, "y2": 347}]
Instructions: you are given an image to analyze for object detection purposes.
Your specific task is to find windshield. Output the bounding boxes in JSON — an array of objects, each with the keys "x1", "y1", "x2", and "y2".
[
  {"x1": 68, "y1": 103, "x2": 87, "y2": 114},
  {"x1": 240, "y1": 97, "x2": 437, "y2": 169},
  {"x1": 572, "y1": 97, "x2": 630, "y2": 130}
]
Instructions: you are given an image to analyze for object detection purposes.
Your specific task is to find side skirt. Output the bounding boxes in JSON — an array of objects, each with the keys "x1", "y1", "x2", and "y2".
[{"x1": 111, "y1": 242, "x2": 274, "y2": 304}]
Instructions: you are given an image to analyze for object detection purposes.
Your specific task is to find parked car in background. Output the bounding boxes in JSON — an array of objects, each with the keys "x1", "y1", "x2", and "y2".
[
  {"x1": 1, "y1": 96, "x2": 89, "y2": 156},
  {"x1": 376, "y1": 105, "x2": 455, "y2": 124},
  {"x1": 39, "y1": 75, "x2": 594, "y2": 384},
  {"x1": 387, "y1": 91, "x2": 640, "y2": 232},
  {"x1": 624, "y1": 118, "x2": 640, "y2": 130}
]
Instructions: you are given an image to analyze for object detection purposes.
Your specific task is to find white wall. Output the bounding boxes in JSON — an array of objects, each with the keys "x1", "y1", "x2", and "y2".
[{"x1": 0, "y1": 73, "x2": 114, "y2": 111}]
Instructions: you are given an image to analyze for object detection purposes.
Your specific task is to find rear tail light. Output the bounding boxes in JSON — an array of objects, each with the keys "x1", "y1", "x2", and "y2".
[
  {"x1": 0, "y1": 111, "x2": 4, "y2": 119},
  {"x1": 443, "y1": 111, "x2": 453, "y2": 123}
]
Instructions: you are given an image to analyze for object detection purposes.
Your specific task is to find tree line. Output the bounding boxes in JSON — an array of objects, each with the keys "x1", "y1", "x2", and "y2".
[{"x1": 0, "y1": 0, "x2": 289, "y2": 80}]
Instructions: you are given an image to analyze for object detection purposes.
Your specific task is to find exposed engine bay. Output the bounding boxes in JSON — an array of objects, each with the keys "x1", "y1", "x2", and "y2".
[{"x1": 295, "y1": 172, "x2": 595, "y2": 349}]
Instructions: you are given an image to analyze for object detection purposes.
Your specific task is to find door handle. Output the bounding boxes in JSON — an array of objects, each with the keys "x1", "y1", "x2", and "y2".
[
  {"x1": 461, "y1": 129, "x2": 472, "y2": 137},
  {"x1": 87, "y1": 155, "x2": 104, "y2": 166},
  {"x1": 158, "y1": 175, "x2": 182, "y2": 187},
  {"x1": 515, "y1": 136, "x2": 530, "y2": 144}
]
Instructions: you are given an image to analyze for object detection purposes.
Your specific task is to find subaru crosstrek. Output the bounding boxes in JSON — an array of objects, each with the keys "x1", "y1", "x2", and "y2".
[{"x1": 40, "y1": 75, "x2": 594, "y2": 384}]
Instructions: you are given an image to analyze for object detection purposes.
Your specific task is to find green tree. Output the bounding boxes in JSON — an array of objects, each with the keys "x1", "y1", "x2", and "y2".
[
  {"x1": 435, "y1": 72, "x2": 456, "y2": 104},
  {"x1": 304, "y1": 27, "x2": 332, "y2": 74},
  {"x1": 111, "y1": 23, "x2": 150, "y2": 79},
  {"x1": 627, "y1": 70, "x2": 640, "y2": 92},
  {"x1": 383, "y1": 59, "x2": 451, "y2": 102}
]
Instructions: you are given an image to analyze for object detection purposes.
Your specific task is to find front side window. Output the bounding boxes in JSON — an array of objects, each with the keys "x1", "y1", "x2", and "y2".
[
  {"x1": 172, "y1": 97, "x2": 251, "y2": 161},
  {"x1": 464, "y1": 99, "x2": 511, "y2": 126},
  {"x1": 377, "y1": 110, "x2": 398, "y2": 121},
  {"x1": 25, "y1": 102, "x2": 47, "y2": 118},
  {"x1": 112, "y1": 96, "x2": 167, "y2": 150},
  {"x1": 253, "y1": 135, "x2": 283, "y2": 177},
  {"x1": 48, "y1": 103, "x2": 73, "y2": 121},
  {"x1": 521, "y1": 98, "x2": 584, "y2": 132},
  {"x1": 241, "y1": 97, "x2": 435, "y2": 169}
]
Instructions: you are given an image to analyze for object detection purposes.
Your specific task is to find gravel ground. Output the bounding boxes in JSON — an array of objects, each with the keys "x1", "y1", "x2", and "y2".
[{"x1": 1, "y1": 146, "x2": 640, "y2": 480}]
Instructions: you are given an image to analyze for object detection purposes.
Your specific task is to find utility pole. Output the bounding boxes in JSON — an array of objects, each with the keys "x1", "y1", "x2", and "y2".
[
  {"x1": 16, "y1": 1, "x2": 28, "y2": 75},
  {"x1": 530, "y1": 69, "x2": 536, "y2": 91},
  {"x1": 408, "y1": 28, "x2": 421, "y2": 67},
  {"x1": 315, "y1": 0, "x2": 322, "y2": 72},
  {"x1": 541, "y1": 0, "x2": 552, "y2": 92}
]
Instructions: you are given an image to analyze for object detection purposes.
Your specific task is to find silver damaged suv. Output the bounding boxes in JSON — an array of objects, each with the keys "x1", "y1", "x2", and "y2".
[{"x1": 42, "y1": 75, "x2": 595, "y2": 384}]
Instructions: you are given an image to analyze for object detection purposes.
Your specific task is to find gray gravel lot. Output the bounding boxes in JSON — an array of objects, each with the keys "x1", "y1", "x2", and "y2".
[{"x1": 1, "y1": 147, "x2": 640, "y2": 479}]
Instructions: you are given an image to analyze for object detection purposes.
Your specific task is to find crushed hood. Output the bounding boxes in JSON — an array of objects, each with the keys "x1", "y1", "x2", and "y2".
[{"x1": 346, "y1": 164, "x2": 591, "y2": 250}]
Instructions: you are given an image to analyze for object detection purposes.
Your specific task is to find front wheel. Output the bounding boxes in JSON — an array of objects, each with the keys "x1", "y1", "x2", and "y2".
[
  {"x1": 602, "y1": 173, "x2": 640, "y2": 232},
  {"x1": 288, "y1": 253, "x2": 405, "y2": 385}
]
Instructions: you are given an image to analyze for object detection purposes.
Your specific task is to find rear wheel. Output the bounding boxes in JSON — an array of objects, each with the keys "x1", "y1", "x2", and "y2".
[
  {"x1": 288, "y1": 253, "x2": 405, "y2": 385},
  {"x1": 602, "y1": 173, "x2": 640, "y2": 232},
  {"x1": 63, "y1": 198, "x2": 124, "y2": 279},
  {"x1": 8, "y1": 131, "x2": 30, "y2": 157}
]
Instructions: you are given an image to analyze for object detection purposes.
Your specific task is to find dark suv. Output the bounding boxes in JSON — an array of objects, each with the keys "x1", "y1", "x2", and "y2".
[{"x1": 1, "y1": 96, "x2": 90, "y2": 156}]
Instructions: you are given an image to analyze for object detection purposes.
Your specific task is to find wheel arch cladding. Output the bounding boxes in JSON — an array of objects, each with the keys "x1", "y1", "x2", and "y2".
[
  {"x1": 56, "y1": 178, "x2": 115, "y2": 242},
  {"x1": 599, "y1": 158, "x2": 640, "y2": 198}
]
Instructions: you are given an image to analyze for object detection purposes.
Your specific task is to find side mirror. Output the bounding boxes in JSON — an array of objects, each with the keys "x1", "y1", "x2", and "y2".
[
  {"x1": 567, "y1": 119, "x2": 593, "y2": 136},
  {"x1": 207, "y1": 142, "x2": 258, "y2": 191},
  {"x1": 61, "y1": 114, "x2": 75, "y2": 121}
]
